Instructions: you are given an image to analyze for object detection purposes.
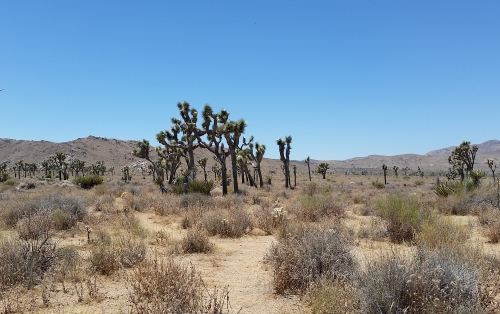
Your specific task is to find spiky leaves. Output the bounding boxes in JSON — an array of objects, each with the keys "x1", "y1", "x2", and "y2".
[{"x1": 249, "y1": 142, "x2": 266, "y2": 187}]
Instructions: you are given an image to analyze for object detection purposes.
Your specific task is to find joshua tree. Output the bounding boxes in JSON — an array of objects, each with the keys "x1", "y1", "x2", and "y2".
[
  {"x1": 156, "y1": 102, "x2": 203, "y2": 172},
  {"x1": 15, "y1": 160, "x2": 24, "y2": 179},
  {"x1": 248, "y1": 141, "x2": 266, "y2": 187},
  {"x1": 133, "y1": 139, "x2": 163, "y2": 180},
  {"x1": 317, "y1": 162, "x2": 329, "y2": 179},
  {"x1": 211, "y1": 163, "x2": 221, "y2": 181},
  {"x1": 236, "y1": 149, "x2": 257, "y2": 187},
  {"x1": 487, "y1": 159, "x2": 498, "y2": 183},
  {"x1": 382, "y1": 164, "x2": 388, "y2": 185},
  {"x1": 53, "y1": 152, "x2": 66, "y2": 180},
  {"x1": 0, "y1": 163, "x2": 8, "y2": 182},
  {"x1": 293, "y1": 164, "x2": 297, "y2": 187},
  {"x1": 417, "y1": 166, "x2": 424, "y2": 179},
  {"x1": 122, "y1": 166, "x2": 132, "y2": 183},
  {"x1": 277, "y1": 136, "x2": 292, "y2": 189},
  {"x1": 197, "y1": 105, "x2": 231, "y2": 195},
  {"x1": 305, "y1": 156, "x2": 312, "y2": 181},
  {"x1": 221, "y1": 118, "x2": 247, "y2": 193},
  {"x1": 197, "y1": 157, "x2": 208, "y2": 182},
  {"x1": 402, "y1": 166, "x2": 410, "y2": 177},
  {"x1": 393, "y1": 166, "x2": 399, "y2": 178},
  {"x1": 156, "y1": 147, "x2": 182, "y2": 184},
  {"x1": 448, "y1": 141, "x2": 478, "y2": 181}
]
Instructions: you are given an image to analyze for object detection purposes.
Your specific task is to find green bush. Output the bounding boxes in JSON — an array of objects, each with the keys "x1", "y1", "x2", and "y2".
[
  {"x1": 74, "y1": 175, "x2": 104, "y2": 189},
  {"x1": 173, "y1": 179, "x2": 215, "y2": 195},
  {"x1": 376, "y1": 194, "x2": 430, "y2": 244},
  {"x1": 372, "y1": 181, "x2": 385, "y2": 189}
]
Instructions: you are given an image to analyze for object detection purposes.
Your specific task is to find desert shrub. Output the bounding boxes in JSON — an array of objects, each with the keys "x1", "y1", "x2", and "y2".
[
  {"x1": 4, "y1": 178, "x2": 16, "y2": 186},
  {"x1": 172, "y1": 179, "x2": 214, "y2": 196},
  {"x1": 360, "y1": 248, "x2": 483, "y2": 313},
  {"x1": 5, "y1": 194, "x2": 87, "y2": 233},
  {"x1": 74, "y1": 175, "x2": 103, "y2": 189},
  {"x1": 16, "y1": 210, "x2": 53, "y2": 240},
  {"x1": 203, "y1": 208, "x2": 251, "y2": 238},
  {"x1": 266, "y1": 226, "x2": 355, "y2": 294},
  {"x1": 415, "y1": 179, "x2": 424, "y2": 186},
  {"x1": 89, "y1": 235, "x2": 146, "y2": 275},
  {"x1": 295, "y1": 194, "x2": 345, "y2": 222},
  {"x1": 128, "y1": 257, "x2": 234, "y2": 314},
  {"x1": 180, "y1": 228, "x2": 213, "y2": 254},
  {"x1": 372, "y1": 181, "x2": 385, "y2": 189},
  {"x1": 179, "y1": 193, "x2": 214, "y2": 209},
  {"x1": 376, "y1": 194, "x2": 430, "y2": 244},
  {"x1": 17, "y1": 179, "x2": 36, "y2": 189},
  {"x1": 303, "y1": 182, "x2": 318, "y2": 196},
  {"x1": 0, "y1": 235, "x2": 56, "y2": 289},
  {"x1": 251, "y1": 205, "x2": 276, "y2": 235}
]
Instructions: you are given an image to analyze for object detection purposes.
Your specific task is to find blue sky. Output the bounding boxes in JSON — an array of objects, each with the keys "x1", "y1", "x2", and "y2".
[{"x1": 1, "y1": 1, "x2": 499, "y2": 160}]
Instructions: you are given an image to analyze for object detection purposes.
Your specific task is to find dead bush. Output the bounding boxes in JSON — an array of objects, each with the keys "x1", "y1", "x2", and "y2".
[{"x1": 307, "y1": 279, "x2": 363, "y2": 314}]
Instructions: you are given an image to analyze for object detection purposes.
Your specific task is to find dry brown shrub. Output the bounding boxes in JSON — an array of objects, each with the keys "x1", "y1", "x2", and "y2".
[
  {"x1": 202, "y1": 208, "x2": 251, "y2": 238},
  {"x1": 307, "y1": 279, "x2": 363, "y2": 314},
  {"x1": 180, "y1": 228, "x2": 213, "y2": 254},
  {"x1": 128, "y1": 257, "x2": 237, "y2": 314},
  {"x1": 266, "y1": 225, "x2": 355, "y2": 294},
  {"x1": 478, "y1": 208, "x2": 500, "y2": 243},
  {"x1": 292, "y1": 194, "x2": 345, "y2": 222}
]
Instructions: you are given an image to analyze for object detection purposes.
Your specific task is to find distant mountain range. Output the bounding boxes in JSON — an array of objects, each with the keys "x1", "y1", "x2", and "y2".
[{"x1": 1, "y1": 137, "x2": 499, "y2": 174}]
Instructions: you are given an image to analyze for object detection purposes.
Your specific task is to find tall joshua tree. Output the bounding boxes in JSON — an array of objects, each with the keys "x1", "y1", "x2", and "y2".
[
  {"x1": 133, "y1": 139, "x2": 164, "y2": 180},
  {"x1": 305, "y1": 156, "x2": 312, "y2": 181},
  {"x1": 277, "y1": 136, "x2": 292, "y2": 189},
  {"x1": 382, "y1": 164, "x2": 388, "y2": 185},
  {"x1": 197, "y1": 105, "x2": 231, "y2": 195},
  {"x1": 54, "y1": 152, "x2": 66, "y2": 181},
  {"x1": 221, "y1": 118, "x2": 247, "y2": 194},
  {"x1": 317, "y1": 162, "x2": 329, "y2": 179},
  {"x1": 249, "y1": 141, "x2": 266, "y2": 187},
  {"x1": 393, "y1": 166, "x2": 399, "y2": 178},
  {"x1": 156, "y1": 102, "x2": 203, "y2": 173}
]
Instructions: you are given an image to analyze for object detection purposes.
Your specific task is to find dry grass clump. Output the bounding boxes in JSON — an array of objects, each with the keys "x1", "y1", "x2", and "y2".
[
  {"x1": 266, "y1": 225, "x2": 355, "y2": 294},
  {"x1": 416, "y1": 217, "x2": 471, "y2": 250},
  {"x1": 89, "y1": 234, "x2": 146, "y2": 275},
  {"x1": 128, "y1": 257, "x2": 236, "y2": 314},
  {"x1": 307, "y1": 279, "x2": 362, "y2": 314},
  {"x1": 376, "y1": 194, "x2": 431, "y2": 244},
  {"x1": 202, "y1": 208, "x2": 251, "y2": 238}
]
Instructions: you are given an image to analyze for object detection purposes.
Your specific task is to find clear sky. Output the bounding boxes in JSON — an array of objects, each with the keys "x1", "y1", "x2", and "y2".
[{"x1": 1, "y1": 1, "x2": 499, "y2": 160}]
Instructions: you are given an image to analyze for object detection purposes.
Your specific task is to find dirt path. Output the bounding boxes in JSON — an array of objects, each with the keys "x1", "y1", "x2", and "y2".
[{"x1": 133, "y1": 208, "x2": 307, "y2": 314}]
